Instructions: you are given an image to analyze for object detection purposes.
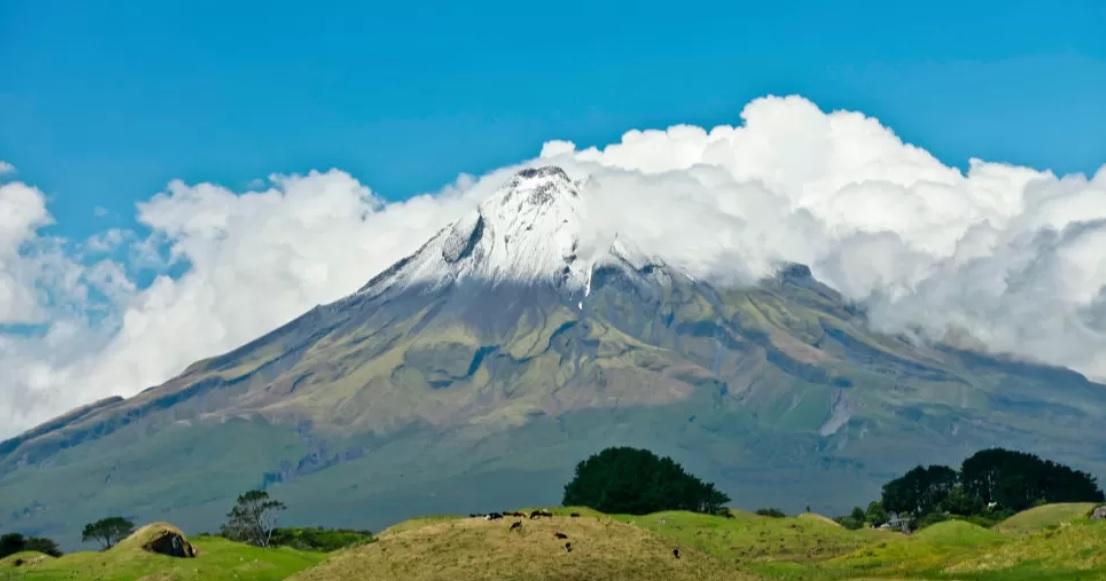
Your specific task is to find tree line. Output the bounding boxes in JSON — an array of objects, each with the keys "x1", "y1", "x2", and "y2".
[{"x1": 836, "y1": 447, "x2": 1104, "y2": 530}]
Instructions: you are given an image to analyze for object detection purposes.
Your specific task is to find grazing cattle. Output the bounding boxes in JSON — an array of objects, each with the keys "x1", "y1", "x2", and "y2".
[
  {"x1": 553, "y1": 532, "x2": 568, "y2": 540},
  {"x1": 509, "y1": 521, "x2": 523, "y2": 532},
  {"x1": 673, "y1": 547, "x2": 680, "y2": 559},
  {"x1": 569, "y1": 512, "x2": 580, "y2": 518},
  {"x1": 564, "y1": 542, "x2": 572, "y2": 553},
  {"x1": 506, "y1": 511, "x2": 526, "y2": 517},
  {"x1": 529, "y1": 509, "x2": 553, "y2": 519},
  {"x1": 485, "y1": 512, "x2": 504, "y2": 521}
]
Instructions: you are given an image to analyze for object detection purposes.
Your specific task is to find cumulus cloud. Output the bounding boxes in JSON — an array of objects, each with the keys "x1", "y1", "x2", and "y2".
[
  {"x1": 540, "y1": 96, "x2": 1106, "y2": 380},
  {"x1": 0, "y1": 169, "x2": 487, "y2": 435},
  {"x1": 2, "y1": 96, "x2": 1106, "y2": 437}
]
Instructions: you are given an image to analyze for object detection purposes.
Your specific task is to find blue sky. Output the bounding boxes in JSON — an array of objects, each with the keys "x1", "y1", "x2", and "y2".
[{"x1": 2, "y1": 0, "x2": 1105, "y2": 240}]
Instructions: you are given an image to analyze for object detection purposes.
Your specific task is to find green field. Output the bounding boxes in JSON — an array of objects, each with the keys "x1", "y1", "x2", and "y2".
[{"x1": 4, "y1": 504, "x2": 1105, "y2": 580}]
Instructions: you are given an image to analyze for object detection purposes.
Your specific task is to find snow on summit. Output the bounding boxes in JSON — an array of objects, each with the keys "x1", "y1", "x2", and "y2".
[{"x1": 359, "y1": 166, "x2": 592, "y2": 297}]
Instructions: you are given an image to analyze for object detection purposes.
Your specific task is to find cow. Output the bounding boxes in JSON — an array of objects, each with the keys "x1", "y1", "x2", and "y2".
[
  {"x1": 673, "y1": 547, "x2": 680, "y2": 559},
  {"x1": 569, "y1": 512, "x2": 580, "y2": 518},
  {"x1": 485, "y1": 512, "x2": 504, "y2": 521},
  {"x1": 509, "y1": 521, "x2": 523, "y2": 533},
  {"x1": 564, "y1": 542, "x2": 572, "y2": 553},
  {"x1": 529, "y1": 509, "x2": 553, "y2": 519},
  {"x1": 553, "y1": 532, "x2": 568, "y2": 540}
]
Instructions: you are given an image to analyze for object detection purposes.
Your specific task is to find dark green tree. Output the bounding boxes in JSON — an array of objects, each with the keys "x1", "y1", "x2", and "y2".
[
  {"x1": 81, "y1": 517, "x2": 134, "y2": 550},
  {"x1": 960, "y1": 448, "x2": 1104, "y2": 512},
  {"x1": 21, "y1": 536, "x2": 62, "y2": 557},
  {"x1": 881, "y1": 465, "x2": 958, "y2": 517},
  {"x1": 562, "y1": 447, "x2": 730, "y2": 515},
  {"x1": 836, "y1": 506, "x2": 867, "y2": 529},
  {"x1": 865, "y1": 501, "x2": 889, "y2": 526},
  {"x1": 221, "y1": 490, "x2": 286, "y2": 547},
  {"x1": 943, "y1": 484, "x2": 983, "y2": 516},
  {"x1": 0, "y1": 533, "x2": 62, "y2": 558}
]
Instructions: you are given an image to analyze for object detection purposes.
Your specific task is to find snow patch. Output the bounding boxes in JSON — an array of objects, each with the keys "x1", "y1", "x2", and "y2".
[{"x1": 358, "y1": 166, "x2": 595, "y2": 298}]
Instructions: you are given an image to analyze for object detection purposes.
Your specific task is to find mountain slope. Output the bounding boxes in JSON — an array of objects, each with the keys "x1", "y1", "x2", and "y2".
[{"x1": 3, "y1": 166, "x2": 1106, "y2": 548}]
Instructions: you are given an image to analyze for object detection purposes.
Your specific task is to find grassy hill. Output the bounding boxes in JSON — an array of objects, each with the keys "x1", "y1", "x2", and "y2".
[
  {"x1": 0, "y1": 528, "x2": 324, "y2": 580},
  {"x1": 292, "y1": 511, "x2": 747, "y2": 581},
  {"x1": 4, "y1": 504, "x2": 1106, "y2": 579},
  {"x1": 294, "y1": 505, "x2": 1106, "y2": 581},
  {"x1": 993, "y1": 502, "x2": 1096, "y2": 534}
]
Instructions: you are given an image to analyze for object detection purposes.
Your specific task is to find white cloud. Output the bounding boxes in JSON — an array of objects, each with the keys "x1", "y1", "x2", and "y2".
[
  {"x1": 0, "y1": 169, "x2": 486, "y2": 436},
  {"x1": 0, "y1": 179, "x2": 53, "y2": 324},
  {"x1": 542, "y1": 95, "x2": 1106, "y2": 379},
  {"x1": 2, "y1": 97, "x2": 1106, "y2": 438},
  {"x1": 0, "y1": 161, "x2": 14, "y2": 176}
]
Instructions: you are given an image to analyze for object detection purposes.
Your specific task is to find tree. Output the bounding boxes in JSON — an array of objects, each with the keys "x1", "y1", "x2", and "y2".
[
  {"x1": 960, "y1": 448, "x2": 1104, "y2": 512},
  {"x1": 943, "y1": 484, "x2": 983, "y2": 516},
  {"x1": 755, "y1": 507, "x2": 786, "y2": 518},
  {"x1": 221, "y1": 489, "x2": 286, "y2": 547},
  {"x1": 562, "y1": 447, "x2": 731, "y2": 515},
  {"x1": 836, "y1": 506, "x2": 867, "y2": 530},
  {"x1": 865, "y1": 501, "x2": 889, "y2": 527},
  {"x1": 81, "y1": 517, "x2": 134, "y2": 550},
  {"x1": 881, "y1": 465, "x2": 958, "y2": 517},
  {"x1": 0, "y1": 533, "x2": 62, "y2": 559}
]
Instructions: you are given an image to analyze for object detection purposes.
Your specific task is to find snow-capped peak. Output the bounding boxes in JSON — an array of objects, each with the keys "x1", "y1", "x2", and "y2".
[{"x1": 359, "y1": 166, "x2": 590, "y2": 297}]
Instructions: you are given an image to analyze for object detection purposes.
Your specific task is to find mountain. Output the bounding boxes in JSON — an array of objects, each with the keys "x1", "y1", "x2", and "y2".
[{"x1": 3, "y1": 166, "x2": 1106, "y2": 547}]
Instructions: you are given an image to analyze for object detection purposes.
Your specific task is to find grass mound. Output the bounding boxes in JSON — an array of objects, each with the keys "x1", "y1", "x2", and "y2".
[
  {"x1": 293, "y1": 512, "x2": 747, "y2": 581},
  {"x1": 0, "y1": 528, "x2": 324, "y2": 580},
  {"x1": 947, "y1": 518, "x2": 1106, "y2": 579},
  {"x1": 615, "y1": 509, "x2": 893, "y2": 565},
  {"x1": 822, "y1": 519, "x2": 1003, "y2": 577},
  {"x1": 795, "y1": 512, "x2": 842, "y2": 528},
  {"x1": 113, "y1": 521, "x2": 196, "y2": 557},
  {"x1": 0, "y1": 551, "x2": 54, "y2": 568},
  {"x1": 995, "y1": 502, "x2": 1097, "y2": 535},
  {"x1": 912, "y1": 519, "x2": 1004, "y2": 546}
]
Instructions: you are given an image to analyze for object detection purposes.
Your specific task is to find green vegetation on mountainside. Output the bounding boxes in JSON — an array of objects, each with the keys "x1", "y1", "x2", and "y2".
[{"x1": 5, "y1": 259, "x2": 1106, "y2": 552}]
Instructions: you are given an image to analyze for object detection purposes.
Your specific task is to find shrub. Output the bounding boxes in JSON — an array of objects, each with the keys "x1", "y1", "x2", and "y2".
[
  {"x1": 269, "y1": 527, "x2": 374, "y2": 552},
  {"x1": 0, "y1": 533, "x2": 62, "y2": 558}
]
